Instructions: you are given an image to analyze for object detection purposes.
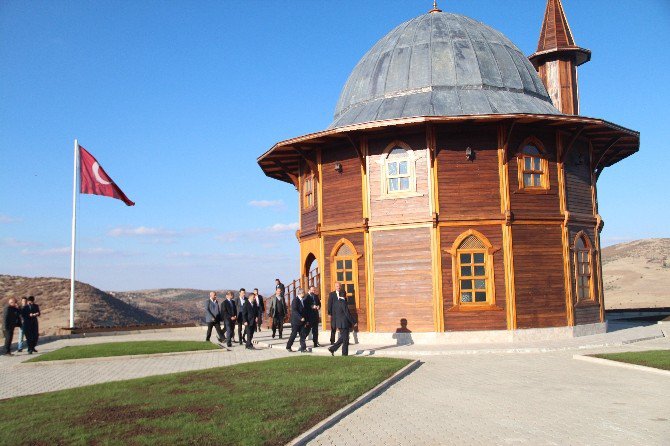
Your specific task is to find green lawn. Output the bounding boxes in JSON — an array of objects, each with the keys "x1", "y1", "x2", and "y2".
[
  {"x1": 0, "y1": 356, "x2": 410, "y2": 446},
  {"x1": 26, "y1": 341, "x2": 220, "y2": 362},
  {"x1": 593, "y1": 350, "x2": 670, "y2": 371}
]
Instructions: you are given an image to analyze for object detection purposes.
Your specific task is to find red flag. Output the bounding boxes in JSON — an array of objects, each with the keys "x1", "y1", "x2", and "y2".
[{"x1": 79, "y1": 146, "x2": 135, "y2": 206}]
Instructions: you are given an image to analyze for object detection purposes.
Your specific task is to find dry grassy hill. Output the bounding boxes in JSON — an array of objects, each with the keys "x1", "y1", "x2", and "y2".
[
  {"x1": 602, "y1": 238, "x2": 670, "y2": 309},
  {"x1": 110, "y1": 288, "x2": 212, "y2": 324},
  {"x1": 0, "y1": 275, "x2": 164, "y2": 335}
]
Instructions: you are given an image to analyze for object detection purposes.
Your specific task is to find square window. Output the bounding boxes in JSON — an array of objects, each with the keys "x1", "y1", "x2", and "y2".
[
  {"x1": 473, "y1": 253, "x2": 485, "y2": 263},
  {"x1": 461, "y1": 280, "x2": 472, "y2": 290},
  {"x1": 533, "y1": 158, "x2": 541, "y2": 171},
  {"x1": 474, "y1": 266, "x2": 485, "y2": 276},
  {"x1": 399, "y1": 161, "x2": 408, "y2": 175},
  {"x1": 461, "y1": 292, "x2": 472, "y2": 303},
  {"x1": 346, "y1": 284, "x2": 354, "y2": 294},
  {"x1": 345, "y1": 259, "x2": 352, "y2": 269},
  {"x1": 474, "y1": 279, "x2": 486, "y2": 290},
  {"x1": 460, "y1": 253, "x2": 471, "y2": 263},
  {"x1": 399, "y1": 177, "x2": 409, "y2": 190},
  {"x1": 336, "y1": 272, "x2": 344, "y2": 281},
  {"x1": 533, "y1": 174, "x2": 541, "y2": 187},
  {"x1": 524, "y1": 157, "x2": 532, "y2": 170},
  {"x1": 389, "y1": 178, "x2": 399, "y2": 192},
  {"x1": 474, "y1": 292, "x2": 487, "y2": 302},
  {"x1": 461, "y1": 266, "x2": 472, "y2": 276},
  {"x1": 523, "y1": 174, "x2": 532, "y2": 187},
  {"x1": 345, "y1": 271, "x2": 353, "y2": 281},
  {"x1": 388, "y1": 162, "x2": 397, "y2": 176},
  {"x1": 336, "y1": 260, "x2": 343, "y2": 269}
]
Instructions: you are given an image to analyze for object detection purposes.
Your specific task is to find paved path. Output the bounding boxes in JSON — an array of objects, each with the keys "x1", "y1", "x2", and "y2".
[
  {"x1": 0, "y1": 327, "x2": 289, "y2": 399},
  {"x1": 306, "y1": 336, "x2": 670, "y2": 446}
]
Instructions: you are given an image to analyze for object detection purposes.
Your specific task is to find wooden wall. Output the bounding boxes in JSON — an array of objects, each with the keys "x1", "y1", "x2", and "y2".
[
  {"x1": 512, "y1": 224, "x2": 567, "y2": 328},
  {"x1": 321, "y1": 145, "x2": 364, "y2": 229},
  {"x1": 440, "y1": 225, "x2": 507, "y2": 331},
  {"x1": 564, "y1": 139, "x2": 593, "y2": 215},
  {"x1": 371, "y1": 227, "x2": 434, "y2": 332},
  {"x1": 323, "y1": 232, "x2": 367, "y2": 331},
  {"x1": 436, "y1": 127, "x2": 500, "y2": 218},
  {"x1": 367, "y1": 133, "x2": 430, "y2": 225}
]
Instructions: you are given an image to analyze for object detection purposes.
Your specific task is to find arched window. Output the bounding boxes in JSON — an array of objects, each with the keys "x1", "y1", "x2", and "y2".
[
  {"x1": 574, "y1": 234, "x2": 593, "y2": 301},
  {"x1": 331, "y1": 239, "x2": 360, "y2": 308},
  {"x1": 449, "y1": 231, "x2": 496, "y2": 307},
  {"x1": 518, "y1": 142, "x2": 549, "y2": 190},
  {"x1": 380, "y1": 141, "x2": 418, "y2": 197}
]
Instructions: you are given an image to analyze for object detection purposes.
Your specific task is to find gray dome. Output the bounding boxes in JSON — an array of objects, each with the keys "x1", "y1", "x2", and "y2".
[{"x1": 330, "y1": 12, "x2": 560, "y2": 129}]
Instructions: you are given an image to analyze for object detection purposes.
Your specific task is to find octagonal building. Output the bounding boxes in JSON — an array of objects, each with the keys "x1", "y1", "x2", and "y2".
[{"x1": 258, "y1": 1, "x2": 639, "y2": 336}]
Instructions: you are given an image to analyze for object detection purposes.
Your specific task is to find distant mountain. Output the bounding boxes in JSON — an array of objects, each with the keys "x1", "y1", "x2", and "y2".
[
  {"x1": 0, "y1": 275, "x2": 164, "y2": 335},
  {"x1": 602, "y1": 238, "x2": 670, "y2": 309},
  {"x1": 110, "y1": 288, "x2": 211, "y2": 324}
]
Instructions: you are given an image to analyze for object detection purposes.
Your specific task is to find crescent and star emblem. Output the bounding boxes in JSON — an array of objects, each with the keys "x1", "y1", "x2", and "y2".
[{"x1": 92, "y1": 162, "x2": 112, "y2": 185}]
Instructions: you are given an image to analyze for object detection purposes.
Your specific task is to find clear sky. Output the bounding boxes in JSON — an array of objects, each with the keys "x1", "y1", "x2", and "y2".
[{"x1": 1, "y1": 0, "x2": 668, "y2": 292}]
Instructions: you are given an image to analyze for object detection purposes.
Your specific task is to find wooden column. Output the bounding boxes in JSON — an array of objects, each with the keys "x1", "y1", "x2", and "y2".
[
  {"x1": 317, "y1": 149, "x2": 327, "y2": 324},
  {"x1": 427, "y1": 124, "x2": 444, "y2": 332},
  {"x1": 557, "y1": 132, "x2": 575, "y2": 326},
  {"x1": 590, "y1": 142, "x2": 606, "y2": 323},
  {"x1": 498, "y1": 125, "x2": 517, "y2": 330},
  {"x1": 360, "y1": 136, "x2": 376, "y2": 332}
]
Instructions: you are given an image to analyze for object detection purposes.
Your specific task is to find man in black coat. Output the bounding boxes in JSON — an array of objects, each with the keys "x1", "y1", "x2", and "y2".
[
  {"x1": 286, "y1": 288, "x2": 309, "y2": 353},
  {"x1": 253, "y1": 288, "x2": 265, "y2": 332},
  {"x1": 268, "y1": 288, "x2": 286, "y2": 339},
  {"x1": 3, "y1": 298, "x2": 22, "y2": 356},
  {"x1": 20, "y1": 296, "x2": 40, "y2": 354},
  {"x1": 327, "y1": 282, "x2": 344, "y2": 344},
  {"x1": 221, "y1": 291, "x2": 237, "y2": 347},
  {"x1": 242, "y1": 292, "x2": 258, "y2": 349},
  {"x1": 306, "y1": 286, "x2": 321, "y2": 347},
  {"x1": 328, "y1": 293, "x2": 357, "y2": 356},
  {"x1": 204, "y1": 292, "x2": 225, "y2": 343},
  {"x1": 234, "y1": 288, "x2": 247, "y2": 345}
]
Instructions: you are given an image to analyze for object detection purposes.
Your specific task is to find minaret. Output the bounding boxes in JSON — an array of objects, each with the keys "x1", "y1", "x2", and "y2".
[{"x1": 529, "y1": 0, "x2": 591, "y2": 115}]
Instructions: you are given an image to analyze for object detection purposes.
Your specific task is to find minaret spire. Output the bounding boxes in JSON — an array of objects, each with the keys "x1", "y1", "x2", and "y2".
[
  {"x1": 429, "y1": 0, "x2": 442, "y2": 13},
  {"x1": 529, "y1": 0, "x2": 591, "y2": 115}
]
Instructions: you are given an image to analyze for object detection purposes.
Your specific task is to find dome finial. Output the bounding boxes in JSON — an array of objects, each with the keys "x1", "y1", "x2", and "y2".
[{"x1": 429, "y1": 0, "x2": 442, "y2": 13}]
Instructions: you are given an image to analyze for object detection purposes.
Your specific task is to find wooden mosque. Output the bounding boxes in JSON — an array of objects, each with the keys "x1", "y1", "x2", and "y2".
[{"x1": 258, "y1": 0, "x2": 639, "y2": 334}]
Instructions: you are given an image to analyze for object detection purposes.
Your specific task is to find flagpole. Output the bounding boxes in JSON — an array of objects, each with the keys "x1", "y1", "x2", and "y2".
[{"x1": 69, "y1": 139, "x2": 79, "y2": 329}]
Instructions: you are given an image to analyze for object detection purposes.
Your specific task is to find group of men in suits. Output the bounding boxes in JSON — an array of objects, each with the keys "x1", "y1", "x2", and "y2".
[
  {"x1": 3, "y1": 296, "x2": 41, "y2": 356},
  {"x1": 205, "y1": 288, "x2": 264, "y2": 350},
  {"x1": 285, "y1": 286, "x2": 322, "y2": 353}
]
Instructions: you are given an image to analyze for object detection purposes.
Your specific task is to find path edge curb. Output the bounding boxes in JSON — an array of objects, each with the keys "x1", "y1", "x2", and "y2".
[
  {"x1": 286, "y1": 359, "x2": 421, "y2": 446},
  {"x1": 572, "y1": 354, "x2": 670, "y2": 376}
]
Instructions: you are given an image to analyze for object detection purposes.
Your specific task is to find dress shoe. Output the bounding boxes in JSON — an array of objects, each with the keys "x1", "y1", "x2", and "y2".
[
  {"x1": 217, "y1": 337, "x2": 223, "y2": 343},
  {"x1": 17, "y1": 349, "x2": 22, "y2": 352},
  {"x1": 226, "y1": 343, "x2": 232, "y2": 348},
  {"x1": 33, "y1": 349, "x2": 38, "y2": 353},
  {"x1": 286, "y1": 348, "x2": 293, "y2": 352},
  {"x1": 314, "y1": 343, "x2": 321, "y2": 347},
  {"x1": 272, "y1": 334, "x2": 275, "y2": 339},
  {"x1": 328, "y1": 347, "x2": 335, "y2": 356},
  {"x1": 245, "y1": 346, "x2": 254, "y2": 350},
  {"x1": 28, "y1": 351, "x2": 33, "y2": 355}
]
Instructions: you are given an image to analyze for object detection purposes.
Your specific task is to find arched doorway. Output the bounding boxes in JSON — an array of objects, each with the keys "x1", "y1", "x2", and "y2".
[{"x1": 303, "y1": 253, "x2": 319, "y2": 291}]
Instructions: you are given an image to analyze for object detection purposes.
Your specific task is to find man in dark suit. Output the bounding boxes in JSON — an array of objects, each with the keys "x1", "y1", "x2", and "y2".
[
  {"x1": 327, "y1": 282, "x2": 344, "y2": 344},
  {"x1": 306, "y1": 286, "x2": 321, "y2": 347},
  {"x1": 253, "y1": 288, "x2": 265, "y2": 332},
  {"x1": 204, "y1": 292, "x2": 225, "y2": 343},
  {"x1": 221, "y1": 291, "x2": 237, "y2": 347},
  {"x1": 20, "y1": 296, "x2": 40, "y2": 354},
  {"x1": 268, "y1": 288, "x2": 286, "y2": 339},
  {"x1": 242, "y1": 292, "x2": 258, "y2": 349},
  {"x1": 328, "y1": 293, "x2": 357, "y2": 356},
  {"x1": 3, "y1": 298, "x2": 22, "y2": 356},
  {"x1": 286, "y1": 288, "x2": 309, "y2": 353},
  {"x1": 234, "y1": 288, "x2": 247, "y2": 345},
  {"x1": 275, "y1": 279, "x2": 285, "y2": 300}
]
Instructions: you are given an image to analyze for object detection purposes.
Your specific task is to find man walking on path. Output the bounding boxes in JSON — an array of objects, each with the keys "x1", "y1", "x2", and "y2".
[
  {"x1": 3, "y1": 298, "x2": 22, "y2": 356},
  {"x1": 254, "y1": 288, "x2": 265, "y2": 332},
  {"x1": 16, "y1": 297, "x2": 27, "y2": 352},
  {"x1": 329, "y1": 293, "x2": 357, "y2": 357},
  {"x1": 204, "y1": 292, "x2": 225, "y2": 343},
  {"x1": 235, "y1": 289, "x2": 248, "y2": 345},
  {"x1": 221, "y1": 291, "x2": 237, "y2": 347},
  {"x1": 20, "y1": 296, "x2": 40, "y2": 354},
  {"x1": 306, "y1": 286, "x2": 321, "y2": 347},
  {"x1": 242, "y1": 292, "x2": 258, "y2": 349},
  {"x1": 286, "y1": 288, "x2": 309, "y2": 353},
  {"x1": 268, "y1": 288, "x2": 286, "y2": 339},
  {"x1": 327, "y1": 283, "x2": 344, "y2": 344}
]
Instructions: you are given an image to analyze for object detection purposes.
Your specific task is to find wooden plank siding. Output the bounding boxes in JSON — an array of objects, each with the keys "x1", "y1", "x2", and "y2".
[
  {"x1": 507, "y1": 128, "x2": 562, "y2": 221},
  {"x1": 367, "y1": 134, "x2": 431, "y2": 226},
  {"x1": 512, "y1": 224, "x2": 567, "y2": 328},
  {"x1": 323, "y1": 232, "x2": 367, "y2": 331},
  {"x1": 564, "y1": 140, "x2": 594, "y2": 215},
  {"x1": 321, "y1": 145, "x2": 364, "y2": 229},
  {"x1": 440, "y1": 225, "x2": 507, "y2": 331},
  {"x1": 436, "y1": 128, "x2": 501, "y2": 219},
  {"x1": 371, "y1": 227, "x2": 434, "y2": 332}
]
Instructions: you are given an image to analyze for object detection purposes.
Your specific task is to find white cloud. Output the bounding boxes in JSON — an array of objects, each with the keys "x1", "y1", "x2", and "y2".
[
  {"x1": 20, "y1": 246, "x2": 133, "y2": 257},
  {"x1": 215, "y1": 222, "x2": 298, "y2": 243},
  {"x1": 248, "y1": 200, "x2": 284, "y2": 208},
  {"x1": 269, "y1": 222, "x2": 299, "y2": 232},
  {"x1": 0, "y1": 214, "x2": 20, "y2": 224},
  {"x1": 108, "y1": 226, "x2": 177, "y2": 237},
  {"x1": 0, "y1": 237, "x2": 41, "y2": 248}
]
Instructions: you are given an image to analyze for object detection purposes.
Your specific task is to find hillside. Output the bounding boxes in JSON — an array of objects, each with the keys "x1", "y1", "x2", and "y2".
[
  {"x1": 110, "y1": 288, "x2": 210, "y2": 324},
  {"x1": 602, "y1": 238, "x2": 670, "y2": 309},
  {"x1": 0, "y1": 275, "x2": 164, "y2": 335}
]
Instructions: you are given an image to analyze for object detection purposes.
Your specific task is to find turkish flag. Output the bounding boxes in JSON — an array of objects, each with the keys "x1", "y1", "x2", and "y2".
[{"x1": 79, "y1": 146, "x2": 135, "y2": 206}]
